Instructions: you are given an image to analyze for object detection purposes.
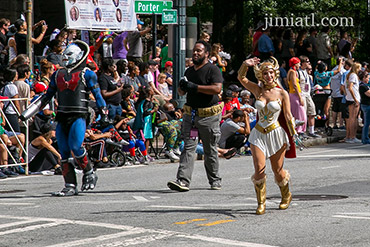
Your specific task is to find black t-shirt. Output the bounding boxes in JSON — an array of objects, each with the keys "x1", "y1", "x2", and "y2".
[
  {"x1": 359, "y1": 82, "x2": 370, "y2": 105},
  {"x1": 15, "y1": 33, "x2": 27, "y2": 55},
  {"x1": 137, "y1": 74, "x2": 148, "y2": 87},
  {"x1": 184, "y1": 62, "x2": 223, "y2": 108},
  {"x1": 0, "y1": 32, "x2": 6, "y2": 47},
  {"x1": 98, "y1": 73, "x2": 122, "y2": 105}
]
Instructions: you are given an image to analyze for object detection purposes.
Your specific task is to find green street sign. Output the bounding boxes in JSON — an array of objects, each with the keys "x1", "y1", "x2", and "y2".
[
  {"x1": 162, "y1": 9, "x2": 177, "y2": 24},
  {"x1": 135, "y1": 0, "x2": 173, "y2": 14}
]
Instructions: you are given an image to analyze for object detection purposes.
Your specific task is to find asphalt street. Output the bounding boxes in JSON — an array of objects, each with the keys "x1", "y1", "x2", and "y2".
[{"x1": 1, "y1": 142, "x2": 370, "y2": 247}]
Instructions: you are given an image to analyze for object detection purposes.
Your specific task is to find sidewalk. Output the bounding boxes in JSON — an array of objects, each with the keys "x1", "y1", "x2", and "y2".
[{"x1": 302, "y1": 127, "x2": 347, "y2": 147}]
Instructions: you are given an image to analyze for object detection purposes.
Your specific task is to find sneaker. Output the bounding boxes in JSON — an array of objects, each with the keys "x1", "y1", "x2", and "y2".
[
  {"x1": 95, "y1": 161, "x2": 110, "y2": 168},
  {"x1": 345, "y1": 138, "x2": 355, "y2": 144},
  {"x1": 210, "y1": 181, "x2": 222, "y2": 190},
  {"x1": 147, "y1": 155, "x2": 155, "y2": 162},
  {"x1": 352, "y1": 138, "x2": 362, "y2": 143},
  {"x1": 165, "y1": 150, "x2": 180, "y2": 162},
  {"x1": 130, "y1": 156, "x2": 140, "y2": 165},
  {"x1": 141, "y1": 156, "x2": 150, "y2": 165},
  {"x1": 0, "y1": 170, "x2": 7, "y2": 179},
  {"x1": 167, "y1": 180, "x2": 189, "y2": 192},
  {"x1": 308, "y1": 133, "x2": 321, "y2": 138},
  {"x1": 3, "y1": 168, "x2": 19, "y2": 177},
  {"x1": 299, "y1": 133, "x2": 309, "y2": 139},
  {"x1": 54, "y1": 166, "x2": 63, "y2": 175},
  {"x1": 173, "y1": 148, "x2": 181, "y2": 156},
  {"x1": 15, "y1": 165, "x2": 25, "y2": 174}
]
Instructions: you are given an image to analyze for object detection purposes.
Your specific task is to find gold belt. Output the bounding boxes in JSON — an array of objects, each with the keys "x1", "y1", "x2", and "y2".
[
  {"x1": 183, "y1": 102, "x2": 224, "y2": 118},
  {"x1": 255, "y1": 122, "x2": 280, "y2": 134}
]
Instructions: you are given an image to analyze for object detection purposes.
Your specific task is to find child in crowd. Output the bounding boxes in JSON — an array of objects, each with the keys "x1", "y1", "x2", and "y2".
[
  {"x1": 120, "y1": 84, "x2": 136, "y2": 127},
  {"x1": 133, "y1": 86, "x2": 158, "y2": 162},
  {"x1": 115, "y1": 116, "x2": 149, "y2": 165},
  {"x1": 157, "y1": 73, "x2": 171, "y2": 100},
  {"x1": 156, "y1": 102, "x2": 182, "y2": 161}
]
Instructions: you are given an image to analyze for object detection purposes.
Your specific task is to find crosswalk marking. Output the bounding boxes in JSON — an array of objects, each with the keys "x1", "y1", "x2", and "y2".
[
  {"x1": 132, "y1": 196, "x2": 149, "y2": 201},
  {"x1": 0, "y1": 219, "x2": 41, "y2": 229},
  {"x1": 0, "y1": 214, "x2": 277, "y2": 247}
]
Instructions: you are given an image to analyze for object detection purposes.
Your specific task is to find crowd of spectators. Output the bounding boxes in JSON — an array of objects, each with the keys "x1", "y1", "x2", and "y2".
[
  {"x1": 0, "y1": 15, "x2": 368, "y2": 180},
  {"x1": 253, "y1": 24, "x2": 369, "y2": 144}
]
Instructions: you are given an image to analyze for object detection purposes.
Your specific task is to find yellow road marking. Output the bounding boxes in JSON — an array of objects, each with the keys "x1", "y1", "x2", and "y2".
[
  {"x1": 174, "y1": 219, "x2": 207, "y2": 225},
  {"x1": 197, "y1": 220, "x2": 235, "y2": 226}
]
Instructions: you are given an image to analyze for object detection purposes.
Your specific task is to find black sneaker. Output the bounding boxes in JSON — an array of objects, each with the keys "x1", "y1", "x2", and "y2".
[
  {"x1": 308, "y1": 133, "x2": 321, "y2": 138},
  {"x1": 210, "y1": 181, "x2": 222, "y2": 190},
  {"x1": 95, "y1": 161, "x2": 110, "y2": 168},
  {"x1": 3, "y1": 168, "x2": 19, "y2": 177},
  {"x1": 167, "y1": 180, "x2": 189, "y2": 192},
  {"x1": 54, "y1": 166, "x2": 63, "y2": 175},
  {"x1": 0, "y1": 170, "x2": 7, "y2": 179}
]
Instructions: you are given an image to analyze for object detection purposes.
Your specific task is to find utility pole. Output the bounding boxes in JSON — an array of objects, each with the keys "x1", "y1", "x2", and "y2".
[
  {"x1": 172, "y1": 0, "x2": 186, "y2": 108},
  {"x1": 25, "y1": 0, "x2": 33, "y2": 69}
]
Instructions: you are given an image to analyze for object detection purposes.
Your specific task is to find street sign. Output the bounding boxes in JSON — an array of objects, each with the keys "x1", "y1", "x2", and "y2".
[
  {"x1": 135, "y1": 0, "x2": 173, "y2": 14},
  {"x1": 162, "y1": 9, "x2": 177, "y2": 24}
]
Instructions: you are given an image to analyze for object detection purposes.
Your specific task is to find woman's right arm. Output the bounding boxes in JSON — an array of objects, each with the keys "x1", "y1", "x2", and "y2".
[{"x1": 237, "y1": 57, "x2": 261, "y2": 97}]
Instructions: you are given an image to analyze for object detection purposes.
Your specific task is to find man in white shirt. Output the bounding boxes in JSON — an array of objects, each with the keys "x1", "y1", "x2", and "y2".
[{"x1": 298, "y1": 56, "x2": 320, "y2": 138}]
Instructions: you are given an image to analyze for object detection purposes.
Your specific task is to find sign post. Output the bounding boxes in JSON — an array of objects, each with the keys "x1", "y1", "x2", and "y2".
[
  {"x1": 135, "y1": 0, "x2": 173, "y2": 14},
  {"x1": 162, "y1": 9, "x2": 177, "y2": 25}
]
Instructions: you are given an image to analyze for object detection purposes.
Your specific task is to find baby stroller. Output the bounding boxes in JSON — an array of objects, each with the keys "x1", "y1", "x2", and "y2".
[{"x1": 312, "y1": 87, "x2": 333, "y2": 136}]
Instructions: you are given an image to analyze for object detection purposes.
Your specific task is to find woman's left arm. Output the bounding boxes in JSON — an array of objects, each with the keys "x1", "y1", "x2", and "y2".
[{"x1": 282, "y1": 89, "x2": 296, "y2": 136}]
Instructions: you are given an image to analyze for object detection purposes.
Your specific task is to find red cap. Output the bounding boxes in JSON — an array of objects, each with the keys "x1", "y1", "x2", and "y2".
[
  {"x1": 0, "y1": 96, "x2": 9, "y2": 100},
  {"x1": 165, "y1": 61, "x2": 173, "y2": 68},
  {"x1": 33, "y1": 83, "x2": 48, "y2": 94}
]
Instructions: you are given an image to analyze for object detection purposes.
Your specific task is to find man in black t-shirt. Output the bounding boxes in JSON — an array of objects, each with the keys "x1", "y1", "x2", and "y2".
[
  {"x1": 167, "y1": 40, "x2": 224, "y2": 192},
  {"x1": 98, "y1": 58, "x2": 123, "y2": 120}
]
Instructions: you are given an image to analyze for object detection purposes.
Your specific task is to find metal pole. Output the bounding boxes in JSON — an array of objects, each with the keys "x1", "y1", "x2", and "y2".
[
  {"x1": 152, "y1": 14, "x2": 157, "y2": 60},
  {"x1": 25, "y1": 0, "x2": 33, "y2": 70},
  {"x1": 172, "y1": 0, "x2": 186, "y2": 108}
]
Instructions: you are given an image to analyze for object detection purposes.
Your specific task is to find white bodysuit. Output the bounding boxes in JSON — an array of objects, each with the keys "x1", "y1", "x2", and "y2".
[{"x1": 248, "y1": 99, "x2": 290, "y2": 159}]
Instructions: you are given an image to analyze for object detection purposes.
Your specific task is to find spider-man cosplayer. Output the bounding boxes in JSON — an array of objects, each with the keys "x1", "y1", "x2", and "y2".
[{"x1": 20, "y1": 40, "x2": 108, "y2": 196}]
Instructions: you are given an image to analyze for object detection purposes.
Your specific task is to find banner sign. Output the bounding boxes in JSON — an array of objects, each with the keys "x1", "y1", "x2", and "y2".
[{"x1": 65, "y1": 0, "x2": 137, "y2": 31}]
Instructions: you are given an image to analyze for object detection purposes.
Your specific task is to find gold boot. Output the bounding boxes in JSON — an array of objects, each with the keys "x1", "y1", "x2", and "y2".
[
  {"x1": 276, "y1": 170, "x2": 292, "y2": 210},
  {"x1": 252, "y1": 175, "x2": 266, "y2": 215}
]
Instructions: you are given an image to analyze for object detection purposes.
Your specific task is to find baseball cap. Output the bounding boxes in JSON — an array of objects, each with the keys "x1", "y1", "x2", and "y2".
[
  {"x1": 0, "y1": 96, "x2": 9, "y2": 100},
  {"x1": 165, "y1": 61, "x2": 173, "y2": 68},
  {"x1": 228, "y1": 84, "x2": 242, "y2": 92},
  {"x1": 137, "y1": 19, "x2": 144, "y2": 25},
  {"x1": 33, "y1": 82, "x2": 48, "y2": 94},
  {"x1": 223, "y1": 90, "x2": 233, "y2": 98},
  {"x1": 40, "y1": 122, "x2": 56, "y2": 134}
]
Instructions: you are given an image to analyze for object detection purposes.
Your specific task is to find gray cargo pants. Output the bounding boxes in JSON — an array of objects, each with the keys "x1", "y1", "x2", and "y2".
[{"x1": 176, "y1": 112, "x2": 222, "y2": 186}]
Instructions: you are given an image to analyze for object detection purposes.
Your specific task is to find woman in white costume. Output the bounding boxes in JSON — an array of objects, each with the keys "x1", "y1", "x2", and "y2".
[{"x1": 237, "y1": 57, "x2": 297, "y2": 215}]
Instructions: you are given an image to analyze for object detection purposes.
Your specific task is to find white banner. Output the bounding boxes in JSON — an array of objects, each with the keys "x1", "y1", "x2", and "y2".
[{"x1": 65, "y1": 0, "x2": 137, "y2": 31}]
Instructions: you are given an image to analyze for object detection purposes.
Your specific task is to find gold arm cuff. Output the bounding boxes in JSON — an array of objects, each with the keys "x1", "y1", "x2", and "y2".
[
  {"x1": 287, "y1": 118, "x2": 297, "y2": 136},
  {"x1": 238, "y1": 62, "x2": 249, "y2": 80}
]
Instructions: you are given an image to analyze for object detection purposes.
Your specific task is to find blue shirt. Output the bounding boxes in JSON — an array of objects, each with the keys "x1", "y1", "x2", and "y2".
[
  {"x1": 314, "y1": 71, "x2": 334, "y2": 87},
  {"x1": 258, "y1": 34, "x2": 275, "y2": 53}
]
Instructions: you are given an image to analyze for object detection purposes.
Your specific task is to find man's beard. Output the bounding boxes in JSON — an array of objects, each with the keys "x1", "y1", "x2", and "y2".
[{"x1": 193, "y1": 55, "x2": 206, "y2": 65}]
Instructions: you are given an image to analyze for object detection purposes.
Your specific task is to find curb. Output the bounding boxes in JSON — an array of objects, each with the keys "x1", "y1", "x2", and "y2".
[{"x1": 302, "y1": 134, "x2": 346, "y2": 147}]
